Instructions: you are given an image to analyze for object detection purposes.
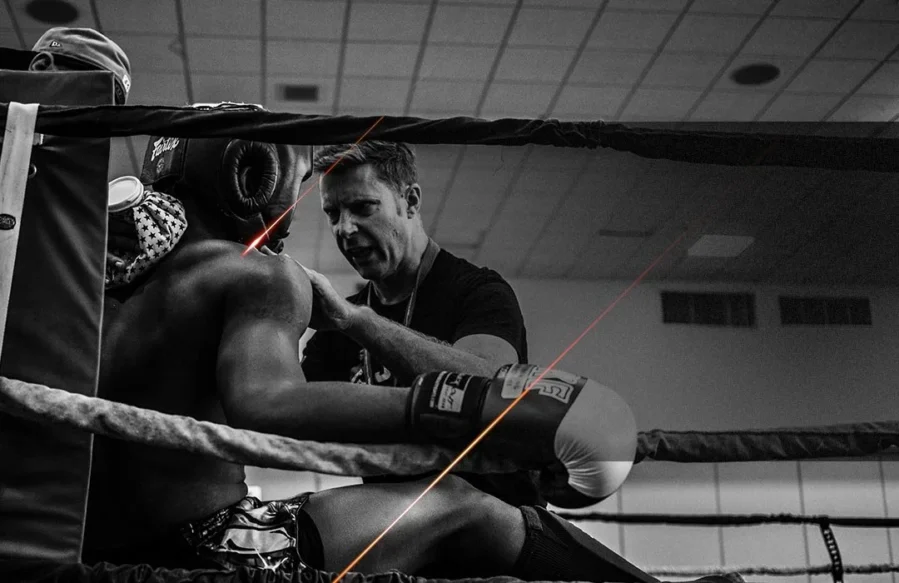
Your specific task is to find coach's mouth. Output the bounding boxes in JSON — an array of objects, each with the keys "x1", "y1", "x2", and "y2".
[{"x1": 346, "y1": 246, "x2": 375, "y2": 261}]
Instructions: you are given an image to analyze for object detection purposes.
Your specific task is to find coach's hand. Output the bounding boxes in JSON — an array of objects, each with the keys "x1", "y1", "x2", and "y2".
[{"x1": 286, "y1": 262, "x2": 355, "y2": 332}]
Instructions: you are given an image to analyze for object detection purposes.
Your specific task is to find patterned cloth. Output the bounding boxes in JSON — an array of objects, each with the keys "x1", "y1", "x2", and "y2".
[
  {"x1": 105, "y1": 189, "x2": 187, "y2": 288},
  {"x1": 181, "y1": 494, "x2": 316, "y2": 576}
]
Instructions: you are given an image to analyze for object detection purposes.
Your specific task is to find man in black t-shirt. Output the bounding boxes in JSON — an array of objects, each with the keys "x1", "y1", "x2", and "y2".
[{"x1": 301, "y1": 141, "x2": 542, "y2": 507}]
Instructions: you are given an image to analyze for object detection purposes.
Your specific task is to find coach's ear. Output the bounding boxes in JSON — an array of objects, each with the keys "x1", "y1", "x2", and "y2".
[{"x1": 404, "y1": 183, "x2": 422, "y2": 218}]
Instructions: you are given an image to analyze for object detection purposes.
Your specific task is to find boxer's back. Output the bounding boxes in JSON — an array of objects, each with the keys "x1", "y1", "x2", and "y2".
[{"x1": 85, "y1": 240, "x2": 254, "y2": 553}]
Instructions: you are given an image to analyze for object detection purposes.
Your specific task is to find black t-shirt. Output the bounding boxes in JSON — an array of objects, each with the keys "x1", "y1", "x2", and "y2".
[{"x1": 302, "y1": 249, "x2": 544, "y2": 507}]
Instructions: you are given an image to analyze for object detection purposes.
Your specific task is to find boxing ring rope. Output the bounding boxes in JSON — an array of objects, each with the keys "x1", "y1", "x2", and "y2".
[
  {"x1": 3, "y1": 102, "x2": 899, "y2": 583},
  {"x1": 1, "y1": 103, "x2": 899, "y2": 172},
  {"x1": 552, "y1": 512, "x2": 899, "y2": 581},
  {"x1": 2, "y1": 376, "x2": 897, "y2": 477}
]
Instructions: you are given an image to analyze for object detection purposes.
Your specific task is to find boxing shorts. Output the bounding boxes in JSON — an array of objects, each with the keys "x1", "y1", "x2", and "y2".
[
  {"x1": 106, "y1": 175, "x2": 187, "y2": 288},
  {"x1": 180, "y1": 493, "x2": 324, "y2": 576}
]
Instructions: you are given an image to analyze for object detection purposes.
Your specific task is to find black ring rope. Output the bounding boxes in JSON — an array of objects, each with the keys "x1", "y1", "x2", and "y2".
[{"x1": 1, "y1": 102, "x2": 899, "y2": 172}]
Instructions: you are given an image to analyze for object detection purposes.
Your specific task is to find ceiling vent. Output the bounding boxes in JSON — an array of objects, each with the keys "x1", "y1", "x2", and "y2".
[
  {"x1": 662, "y1": 291, "x2": 756, "y2": 328},
  {"x1": 279, "y1": 84, "x2": 319, "y2": 102}
]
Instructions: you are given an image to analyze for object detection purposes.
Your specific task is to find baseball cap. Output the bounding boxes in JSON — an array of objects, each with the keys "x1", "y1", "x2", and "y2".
[{"x1": 32, "y1": 27, "x2": 131, "y2": 104}]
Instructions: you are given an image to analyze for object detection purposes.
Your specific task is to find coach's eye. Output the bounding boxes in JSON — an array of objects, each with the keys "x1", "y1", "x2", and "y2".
[{"x1": 355, "y1": 202, "x2": 377, "y2": 215}]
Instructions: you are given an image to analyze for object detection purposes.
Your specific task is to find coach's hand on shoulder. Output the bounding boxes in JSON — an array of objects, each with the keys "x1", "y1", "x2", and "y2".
[{"x1": 300, "y1": 265, "x2": 357, "y2": 332}]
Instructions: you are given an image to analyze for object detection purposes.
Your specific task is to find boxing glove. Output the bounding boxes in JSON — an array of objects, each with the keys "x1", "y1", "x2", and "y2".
[{"x1": 407, "y1": 364, "x2": 636, "y2": 508}]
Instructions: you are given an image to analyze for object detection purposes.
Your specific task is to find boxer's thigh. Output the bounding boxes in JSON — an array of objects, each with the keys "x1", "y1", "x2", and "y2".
[{"x1": 303, "y1": 474, "x2": 524, "y2": 575}]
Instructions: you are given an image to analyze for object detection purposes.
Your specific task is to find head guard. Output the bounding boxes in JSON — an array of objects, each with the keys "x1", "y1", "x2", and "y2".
[{"x1": 139, "y1": 104, "x2": 311, "y2": 253}]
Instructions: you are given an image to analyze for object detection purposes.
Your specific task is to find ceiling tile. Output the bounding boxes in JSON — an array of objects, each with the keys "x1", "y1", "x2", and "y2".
[
  {"x1": 785, "y1": 59, "x2": 879, "y2": 93},
  {"x1": 526, "y1": 145, "x2": 589, "y2": 171},
  {"x1": 17, "y1": 28, "x2": 46, "y2": 48},
  {"x1": 494, "y1": 48, "x2": 574, "y2": 83},
  {"x1": 188, "y1": 38, "x2": 260, "y2": 74},
  {"x1": 771, "y1": 0, "x2": 857, "y2": 19},
  {"x1": 441, "y1": 0, "x2": 517, "y2": 4},
  {"x1": 459, "y1": 145, "x2": 529, "y2": 171},
  {"x1": 856, "y1": 63, "x2": 899, "y2": 95},
  {"x1": 507, "y1": 8, "x2": 596, "y2": 47},
  {"x1": 642, "y1": 53, "x2": 731, "y2": 88},
  {"x1": 551, "y1": 86, "x2": 629, "y2": 117},
  {"x1": 666, "y1": 15, "x2": 760, "y2": 54},
  {"x1": 0, "y1": 28, "x2": 21, "y2": 48},
  {"x1": 588, "y1": 11, "x2": 679, "y2": 51},
  {"x1": 193, "y1": 74, "x2": 262, "y2": 105},
  {"x1": 852, "y1": 0, "x2": 899, "y2": 21},
  {"x1": 689, "y1": 91, "x2": 773, "y2": 121},
  {"x1": 114, "y1": 35, "x2": 183, "y2": 74},
  {"x1": 338, "y1": 78, "x2": 411, "y2": 112},
  {"x1": 689, "y1": 0, "x2": 774, "y2": 15},
  {"x1": 620, "y1": 89, "x2": 703, "y2": 120},
  {"x1": 569, "y1": 50, "x2": 653, "y2": 85},
  {"x1": 129, "y1": 73, "x2": 187, "y2": 106},
  {"x1": 415, "y1": 145, "x2": 463, "y2": 169},
  {"x1": 715, "y1": 56, "x2": 806, "y2": 92},
  {"x1": 97, "y1": 0, "x2": 177, "y2": 33},
  {"x1": 418, "y1": 45, "x2": 499, "y2": 80},
  {"x1": 410, "y1": 80, "x2": 482, "y2": 112},
  {"x1": 268, "y1": 76, "x2": 334, "y2": 113},
  {"x1": 828, "y1": 95, "x2": 899, "y2": 121},
  {"x1": 182, "y1": 0, "x2": 260, "y2": 35},
  {"x1": 566, "y1": 236, "x2": 644, "y2": 279},
  {"x1": 480, "y1": 83, "x2": 557, "y2": 117},
  {"x1": 523, "y1": 0, "x2": 597, "y2": 6},
  {"x1": 606, "y1": 0, "x2": 687, "y2": 11},
  {"x1": 742, "y1": 18, "x2": 837, "y2": 57},
  {"x1": 10, "y1": 0, "x2": 94, "y2": 30},
  {"x1": 343, "y1": 43, "x2": 419, "y2": 77},
  {"x1": 429, "y1": 5, "x2": 515, "y2": 44},
  {"x1": 817, "y1": 22, "x2": 899, "y2": 60},
  {"x1": 759, "y1": 93, "x2": 844, "y2": 121},
  {"x1": 348, "y1": 3, "x2": 429, "y2": 42},
  {"x1": 268, "y1": 41, "x2": 339, "y2": 77},
  {"x1": 267, "y1": 1, "x2": 346, "y2": 40}
]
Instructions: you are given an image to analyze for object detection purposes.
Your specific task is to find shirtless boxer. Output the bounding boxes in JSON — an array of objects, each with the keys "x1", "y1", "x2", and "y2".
[{"x1": 84, "y1": 132, "x2": 733, "y2": 583}]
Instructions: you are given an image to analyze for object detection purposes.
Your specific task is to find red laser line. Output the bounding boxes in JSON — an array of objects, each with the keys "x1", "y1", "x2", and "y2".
[
  {"x1": 241, "y1": 116, "x2": 385, "y2": 256},
  {"x1": 332, "y1": 143, "x2": 778, "y2": 583}
]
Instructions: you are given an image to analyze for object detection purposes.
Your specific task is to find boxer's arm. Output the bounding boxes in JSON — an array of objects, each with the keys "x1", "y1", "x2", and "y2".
[{"x1": 216, "y1": 257, "x2": 409, "y2": 443}]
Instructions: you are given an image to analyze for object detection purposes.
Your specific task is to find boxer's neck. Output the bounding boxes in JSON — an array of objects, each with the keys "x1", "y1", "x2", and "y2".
[
  {"x1": 372, "y1": 228, "x2": 430, "y2": 306},
  {"x1": 180, "y1": 207, "x2": 230, "y2": 246}
]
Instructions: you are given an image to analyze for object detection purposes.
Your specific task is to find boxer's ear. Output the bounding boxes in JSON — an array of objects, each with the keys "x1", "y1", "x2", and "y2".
[{"x1": 405, "y1": 184, "x2": 422, "y2": 218}]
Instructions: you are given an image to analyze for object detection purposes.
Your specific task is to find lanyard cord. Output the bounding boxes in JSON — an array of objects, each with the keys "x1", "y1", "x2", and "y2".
[{"x1": 362, "y1": 239, "x2": 439, "y2": 386}]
